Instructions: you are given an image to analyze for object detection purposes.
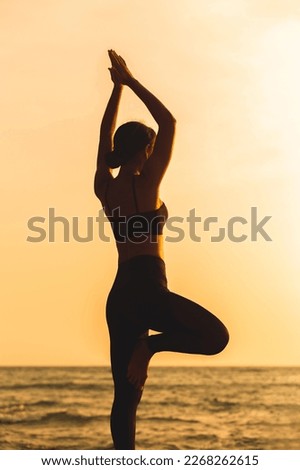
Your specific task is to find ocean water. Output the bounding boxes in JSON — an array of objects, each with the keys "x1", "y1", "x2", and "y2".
[{"x1": 0, "y1": 367, "x2": 299, "y2": 450}]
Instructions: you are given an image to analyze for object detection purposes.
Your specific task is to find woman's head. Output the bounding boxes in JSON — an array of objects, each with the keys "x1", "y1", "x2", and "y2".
[{"x1": 106, "y1": 121, "x2": 156, "y2": 169}]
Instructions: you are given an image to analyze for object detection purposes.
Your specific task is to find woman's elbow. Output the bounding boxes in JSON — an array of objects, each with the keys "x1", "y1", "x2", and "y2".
[
  {"x1": 168, "y1": 112, "x2": 176, "y2": 125},
  {"x1": 164, "y1": 113, "x2": 176, "y2": 131}
]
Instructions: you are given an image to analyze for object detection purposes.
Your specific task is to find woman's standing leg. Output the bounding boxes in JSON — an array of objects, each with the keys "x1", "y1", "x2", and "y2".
[{"x1": 108, "y1": 320, "x2": 148, "y2": 449}]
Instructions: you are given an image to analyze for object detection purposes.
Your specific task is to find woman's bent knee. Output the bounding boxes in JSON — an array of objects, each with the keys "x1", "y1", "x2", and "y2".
[{"x1": 209, "y1": 325, "x2": 230, "y2": 355}]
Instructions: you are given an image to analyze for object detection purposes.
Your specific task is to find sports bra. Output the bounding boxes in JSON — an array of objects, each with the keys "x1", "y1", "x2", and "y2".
[{"x1": 104, "y1": 177, "x2": 168, "y2": 243}]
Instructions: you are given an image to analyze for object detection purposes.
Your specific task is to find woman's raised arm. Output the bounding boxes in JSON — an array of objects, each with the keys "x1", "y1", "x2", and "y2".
[
  {"x1": 109, "y1": 50, "x2": 176, "y2": 186},
  {"x1": 94, "y1": 62, "x2": 123, "y2": 199}
]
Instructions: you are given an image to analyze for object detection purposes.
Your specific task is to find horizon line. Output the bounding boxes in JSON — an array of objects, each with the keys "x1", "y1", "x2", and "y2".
[{"x1": 1, "y1": 364, "x2": 299, "y2": 368}]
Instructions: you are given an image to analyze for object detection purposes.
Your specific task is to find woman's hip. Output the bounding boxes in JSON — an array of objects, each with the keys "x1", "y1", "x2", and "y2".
[{"x1": 110, "y1": 255, "x2": 168, "y2": 291}]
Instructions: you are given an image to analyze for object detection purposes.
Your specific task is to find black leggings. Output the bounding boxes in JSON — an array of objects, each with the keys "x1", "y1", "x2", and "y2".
[{"x1": 106, "y1": 255, "x2": 229, "y2": 450}]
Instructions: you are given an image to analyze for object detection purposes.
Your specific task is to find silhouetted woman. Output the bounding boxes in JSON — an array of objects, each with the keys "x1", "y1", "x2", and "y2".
[{"x1": 94, "y1": 50, "x2": 229, "y2": 450}]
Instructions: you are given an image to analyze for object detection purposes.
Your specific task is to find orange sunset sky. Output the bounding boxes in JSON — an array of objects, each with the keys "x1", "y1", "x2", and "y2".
[{"x1": 1, "y1": 0, "x2": 299, "y2": 366}]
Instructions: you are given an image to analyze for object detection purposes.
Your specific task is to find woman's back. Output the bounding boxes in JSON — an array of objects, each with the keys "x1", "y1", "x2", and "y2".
[{"x1": 101, "y1": 173, "x2": 167, "y2": 263}]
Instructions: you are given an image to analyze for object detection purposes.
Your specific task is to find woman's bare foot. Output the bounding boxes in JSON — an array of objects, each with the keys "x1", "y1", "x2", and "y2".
[{"x1": 127, "y1": 338, "x2": 154, "y2": 390}]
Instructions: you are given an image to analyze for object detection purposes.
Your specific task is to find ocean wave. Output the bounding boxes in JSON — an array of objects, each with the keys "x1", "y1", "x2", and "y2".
[
  {"x1": 0, "y1": 411, "x2": 108, "y2": 426},
  {"x1": 0, "y1": 382, "x2": 109, "y2": 391},
  {"x1": 209, "y1": 398, "x2": 239, "y2": 409},
  {"x1": 144, "y1": 415, "x2": 199, "y2": 424},
  {"x1": 31, "y1": 399, "x2": 59, "y2": 407},
  {"x1": 271, "y1": 403, "x2": 300, "y2": 411},
  {"x1": 184, "y1": 432, "x2": 218, "y2": 441},
  {"x1": 0, "y1": 400, "x2": 59, "y2": 414},
  {"x1": 142, "y1": 400, "x2": 192, "y2": 407}
]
